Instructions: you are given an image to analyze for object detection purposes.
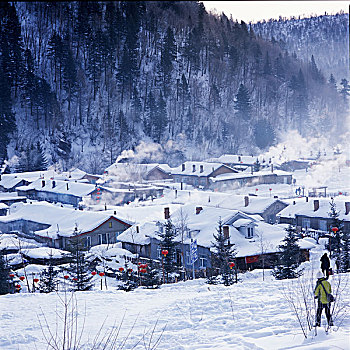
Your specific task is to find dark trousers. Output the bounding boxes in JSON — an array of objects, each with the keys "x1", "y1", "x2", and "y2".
[{"x1": 316, "y1": 302, "x2": 333, "y2": 326}]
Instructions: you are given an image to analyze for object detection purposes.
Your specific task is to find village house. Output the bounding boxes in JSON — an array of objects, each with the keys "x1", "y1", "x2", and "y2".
[
  {"x1": 0, "y1": 192, "x2": 27, "y2": 206},
  {"x1": 0, "y1": 202, "x2": 132, "y2": 250},
  {"x1": 171, "y1": 161, "x2": 238, "y2": 189},
  {"x1": 209, "y1": 168, "x2": 293, "y2": 191},
  {"x1": 16, "y1": 178, "x2": 98, "y2": 207},
  {"x1": 209, "y1": 154, "x2": 259, "y2": 172},
  {"x1": 278, "y1": 197, "x2": 350, "y2": 235}
]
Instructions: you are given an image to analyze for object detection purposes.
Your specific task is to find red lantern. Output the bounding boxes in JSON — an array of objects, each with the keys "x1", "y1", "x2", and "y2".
[
  {"x1": 255, "y1": 188, "x2": 258, "y2": 191},
  {"x1": 15, "y1": 284, "x2": 21, "y2": 289},
  {"x1": 118, "y1": 267, "x2": 124, "y2": 272},
  {"x1": 72, "y1": 277, "x2": 78, "y2": 281},
  {"x1": 138, "y1": 262, "x2": 142, "y2": 265},
  {"x1": 332, "y1": 227, "x2": 339, "y2": 233},
  {"x1": 64, "y1": 275, "x2": 69, "y2": 279},
  {"x1": 91, "y1": 271, "x2": 97, "y2": 276},
  {"x1": 33, "y1": 278, "x2": 39, "y2": 283},
  {"x1": 339, "y1": 192, "x2": 343, "y2": 195},
  {"x1": 141, "y1": 268, "x2": 147, "y2": 273},
  {"x1": 96, "y1": 188, "x2": 100, "y2": 191},
  {"x1": 229, "y1": 262, "x2": 235, "y2": 269},
  {"x1": 144, "y1": 264, "x2": 148, "y2": 268},
  {"x1": 128, "y1": 269, "x2": 133, "y2": 273},
  {"x1": 9, "y1": 274, "x2": 14, "y2": 278},
  {"x1": 161, "y1": 250, "x2": 168, "y2": 256},
  {"x1": 269, "y1": 188, "x2": 272, "y2": 191},
  {"x1": 19, "y1": 276, "x2": 25, "y2": 281},
  {"x1": 96, "y1": 196, "x2": 100, "y2": 200},
  {"x1": 99, "y1": 272, "x2": 105, "y2": 276}
]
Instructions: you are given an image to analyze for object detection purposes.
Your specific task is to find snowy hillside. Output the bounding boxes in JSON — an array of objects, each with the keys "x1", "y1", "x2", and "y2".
[{"x1": 0, "y1": 246, "x2": 349, "y2": 349}]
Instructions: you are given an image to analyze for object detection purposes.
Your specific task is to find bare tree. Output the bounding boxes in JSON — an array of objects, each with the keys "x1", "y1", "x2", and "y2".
[
  {"x1": 174, "y1": 208, "x2": 189, "y2": 280},
  {"x1": 257, "y1": 231, "x2": 273, "y2": 281}
]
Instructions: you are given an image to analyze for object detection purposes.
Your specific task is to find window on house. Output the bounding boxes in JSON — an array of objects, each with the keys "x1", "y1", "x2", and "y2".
[
  {"x1": 186, "y1": 251, "x2": 191, "y2": 265},
  {"x1": 85, "y1": 236, "x2": 91, "y2": 248},
  {"x1": 115, "y1": 231, "x2": 123, "y2": 241},
  {"x1": 200, "y1": 256, "x2": 207, "y2": 268},
  {"x1": 302, "y1": 218, "x2": 311, "y2": 229},
  {"x1": 247, "y1": 227, "x2": 254, "y2": 238},
  {"x1": 98, "y1": 233, "x2": 107, "y2": 245},
  {"x1": 109, "y1": 222, "x2": 112, "y2": 228}
]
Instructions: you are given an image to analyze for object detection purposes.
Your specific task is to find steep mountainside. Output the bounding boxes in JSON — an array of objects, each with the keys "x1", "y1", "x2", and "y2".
[{"x1": 0, "y1": 2, "x2": 348, "y2": 173}]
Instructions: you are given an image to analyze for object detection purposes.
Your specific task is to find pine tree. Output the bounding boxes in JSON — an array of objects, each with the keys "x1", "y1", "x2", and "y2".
[
  {"x1": 0, "y1": 252, "x2": 11, "y2": 295},
  {"x1": 339, "y1": 230, "x2": 350, "y2": 273},
  {"x1": 272, "y1": 225, "x2": 303, "y2": 280},
  {"x1": 142, "y1": 259, "x2": 161, "y2": 289},
  {"x1": 153, "y1": 92, "x2": 167, "y2": 143},
  {"x1": 158, "y1": 219, "x2": 178, "y2": 283},
  {"x1": 253, "y1": 119, "x2": 275, "y2": 149},
  {"x1": 328, "y1": 198, "x2": 343, "y2": 269},
  {"x1": 65, "y1": 230, "x2": 94, "y2": 291},
  {"x1": 33, "y1": 141, "x2": 48, "y2": 171},
  {"x1": 161, "y1": 27, "x2": 176, "y2": 97},
  {"x1": 117, "y1": 262, "x2": 138, "y2": 292},
  {"x1": 234, "y1": 84, "x2": 252, "y2": 121},
  {"x1": 38, "y1": 255, "x2": 59, "y2": 293},
  {"x1": 211, "y1": 219, "x2": 237, "y2": 286}
]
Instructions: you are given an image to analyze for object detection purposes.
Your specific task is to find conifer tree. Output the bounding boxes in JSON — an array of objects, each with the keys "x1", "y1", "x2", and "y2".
[
  {"x1": 117, "y1": 262, "x2": 138, "y2": 292},
  {"x1": 234, "y1": 84, "x2": 252, "y2": 121},
  {"x1": 211, "y1": 219, "x2": 237, "y2": 286},
  {"x1": 142, "y1": 259, "x2": 161, "y2": 289},
  {"x1": 34, "y1": 141, "x2": 48, "y2": 171},
  {"x1": 328, "y1": 198, "x2": 343, "y2": 269},
  {"x1": 272, "y1": 225, "x2": 303, "y2": 280},
  {"x1": 65, "y1": 230, "x2": 93, "y2": 291},
  {"x1": 158, "y1": 219, "x2": 178, "y2": 283},
  {"x1": 38, "y1": 255, "x2": 59, "y2": 293},
  {"x1": 339, "y1": 230, "x2": 350, "y2": 273},
  {"x1": 0, "y1": 252, "x2": 11, "y2": 295}
]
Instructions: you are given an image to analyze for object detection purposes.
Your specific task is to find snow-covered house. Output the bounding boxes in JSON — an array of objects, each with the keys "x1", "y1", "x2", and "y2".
[
  {"x1": 0, "y1": 202, "x2": 132, "y2": 249},
  {"x1": 171, "y1": 161, "x2": 238, "y2": 189},
  {"x1": 16, "y1": 179, "x2": 98, "y2": 207},
  {"x1": 209, "y1": 154, "x2": 259, "y2": 171},
  {"x1": 0, "y1": 203, "x2": 9, "y2": 216},
  {"x1": 0, "y1": 192, "x2": 27, "y2": 206},
  {"x1": 278, "y1": 197, "x2": 350, "y2": 234},
  {"x1": 209, "y1": 168, "x2": 293, "y2": 191}
]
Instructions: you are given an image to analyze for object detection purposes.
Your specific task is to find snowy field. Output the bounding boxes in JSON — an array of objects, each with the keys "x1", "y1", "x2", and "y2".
[{"x1": 1, "y1": 247, "x2": 349, "y2": 350}]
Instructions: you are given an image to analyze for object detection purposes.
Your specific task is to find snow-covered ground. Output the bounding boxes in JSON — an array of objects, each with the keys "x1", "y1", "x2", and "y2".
[{"x1": 1, "y1": 246, "x2": 349, "y2": 350}]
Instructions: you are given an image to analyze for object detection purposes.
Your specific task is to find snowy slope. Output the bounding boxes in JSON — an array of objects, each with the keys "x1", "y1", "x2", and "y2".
[{"x1": 0, "y1": 247, "x2": 349, "y2": 350}]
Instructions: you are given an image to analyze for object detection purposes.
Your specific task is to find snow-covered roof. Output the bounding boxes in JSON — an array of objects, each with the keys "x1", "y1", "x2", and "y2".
[
  {"x1": 0, "y1": 192, "x2": 27, "y2": 201},
  {"x1": 211, "y1": 168, "x2": 292, "y2": 182},
  {"x1": 0, "y1": 234, "x2": 41, "y2": 251},
  {"x1": 171, "y1": 161, "x2": 235, "y2": 177},
  {"x1": 16, "y1": 178, "x2": 96, "y2": 197},
  {"x1": 105, "y1": 162, "x2": 170, "y2": 176},
  {"x1": 277, "y1": 197, "x2": 350, "y2": 221},
  {"x1": 232, "y1": 219, "x2": 254, "y2": 227},
  {"x1": 0, "y1": 202, "x2": 132, "y2": 239},
  {"x1": 0, "y1": 203, "x2": 9, "y2": 209},
  {"x1": 213, "y1": 154, "x2": 258, "y2": 165},
  {"x1": 23, "y1": 247, "x2": 69, "y2": 259}
]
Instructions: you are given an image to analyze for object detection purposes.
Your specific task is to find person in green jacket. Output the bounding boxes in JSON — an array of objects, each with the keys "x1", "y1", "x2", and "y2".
[{"x1": 314, "y1": 271, "x2": 333, "y2": 327}]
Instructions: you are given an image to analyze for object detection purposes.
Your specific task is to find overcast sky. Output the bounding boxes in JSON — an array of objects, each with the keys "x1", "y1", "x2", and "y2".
[{"x1": 202, "y1": 1, "x2": 349, "y2": 23}]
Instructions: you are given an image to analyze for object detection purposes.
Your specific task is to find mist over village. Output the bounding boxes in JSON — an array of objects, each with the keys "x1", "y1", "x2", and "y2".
[{"x1": 0, "y1": 2, "x2": 349, "y2": 349}]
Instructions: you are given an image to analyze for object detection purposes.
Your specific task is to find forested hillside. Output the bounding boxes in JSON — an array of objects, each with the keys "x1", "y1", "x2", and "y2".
[
  {"x1": 0, "y1": 1, "x2": 348, "y2": 173},
  {"x1": 253, "y1": 12, "x2": 349, "y2": 82}
]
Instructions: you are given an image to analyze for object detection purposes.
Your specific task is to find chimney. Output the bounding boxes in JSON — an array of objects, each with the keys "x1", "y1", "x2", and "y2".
[
  {"x1": 164, "y1": 207, "x2": 170, "y2": 219},
  {"x1": 196, "y1": 206, "x2": 203, "y2": 215},
  {"x1": 244, "y1": 196, "x2": 249, "y2": 207},
  {"x1": 313, "y1": 199, "x2": 319, "y2": 211},
  {"x1": 114, "y1": 210, "x2": 116, "y2": 215},
  {"x1": 52, "y1": 180, "x2": 56, "y2": 188},
  {"x1": 238, "y1": 155, "x2": 241, "y2": 162},
  {"x1": 182, "y1": 164, "x2": 185, "y2": 171},
  {"x1": 271, "y1": 164, "x2": 274, "y2": 173},
  {"x1": 293, "y1": 200, "x2": 296, "y2": 205},
  {"x1": 41, "y1": 180, "x2": 45, "y2": 187},
  {"x1": 200, "y1": 165, "x2": 204, "y2": 173},
  {"x1": 66, "y1": 183, "x2": 69, "y2": 191},
  {"x1": 223, "y1": 226, "x2": 229, "y2": 239},
  {"x1": 306, "y1": 197, "x2": 308, "y2": 202},
  {"x1": 192, "y1": 164, "x2": 196, "y2": 172},
  {"x1": 0, "y1": 174, "x2": 1, "y2": 181},
  {"x1": 345, "y1": 202, "x2": 350, "y2": 215},
  {"x1": 136, "y1": 226, "x2": 139, "y2": 233}
]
